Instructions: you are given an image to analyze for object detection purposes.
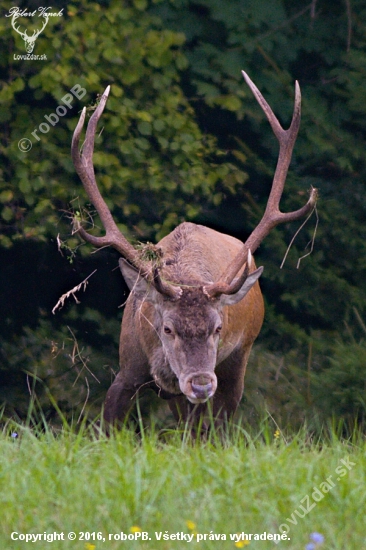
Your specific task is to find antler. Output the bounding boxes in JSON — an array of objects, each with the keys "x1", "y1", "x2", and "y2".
[
  {"x1": 204, "y1": 71, "x2": 318, "y2": 299},
  {"x1": 33, "y1": 16, "x2": 48, "y2": 37},
  {"x1": 71, "y1": 86, "x2": 180, "y2": 299},
  {"x1": 12, "y1": 15, "x2": 48, "y2": 38},
  {"x1": 11, "y1": 17, "x2": 27, "y2": 39},
  {"x1": 12, "y1": 15, "x2": 48, "y2": 53}
]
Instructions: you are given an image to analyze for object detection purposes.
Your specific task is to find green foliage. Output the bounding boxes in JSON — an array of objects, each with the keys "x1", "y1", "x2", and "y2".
[
  {"x1": 0, "y1": 0, "x2": 240, "y2": 248},
  {"x1": 242, "y1": 316, "x2": 366, "y2": 432},
  {"x1": 313, "y1": 340, "x2": 366, "y2": 425},
  {"x1": 0, "y1": 313, "x2": 117, "y2": 420}
]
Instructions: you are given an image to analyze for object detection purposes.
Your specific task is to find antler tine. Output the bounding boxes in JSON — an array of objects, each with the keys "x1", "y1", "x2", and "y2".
[
  {"x1": 13, "y1": 22, "x2": 27, "y2": 38},
  {"x1": 37, "y1": 17, "x2": 48, "y2": 34},
  {"x1": 71, "y1": 86, "x2": 139, "y2": 264},
  {"x1": 204, "y1": 71, "x2": 318, "y2": 299},
  {"x1": 203, "y1": 251, "x2": 250, "y2": 298},
  {"x1": 242, "y1": 70, "x2": 301, "y2": 213}
]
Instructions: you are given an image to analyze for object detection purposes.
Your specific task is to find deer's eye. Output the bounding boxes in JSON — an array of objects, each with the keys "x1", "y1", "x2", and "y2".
[
  {"x1": 164, "y1": 326, "x2": 172, "y2": 335},
  {"x1": 215, "y1": 325, "x2": 222, "y2": 334}
]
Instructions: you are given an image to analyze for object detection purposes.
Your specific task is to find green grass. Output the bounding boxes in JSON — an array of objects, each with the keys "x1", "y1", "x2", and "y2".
[{"x1": 0, "y1": 418, "x2": 365, "y2": 550}]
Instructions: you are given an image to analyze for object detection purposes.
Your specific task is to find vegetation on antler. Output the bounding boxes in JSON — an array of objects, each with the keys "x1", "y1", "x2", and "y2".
[{"x1": 135, "y1": 242, "x2": 164, "y2": 266}]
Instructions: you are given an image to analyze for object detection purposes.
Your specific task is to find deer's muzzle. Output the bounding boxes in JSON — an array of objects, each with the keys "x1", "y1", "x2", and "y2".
[{"x1": 180, "y1": 373, "x2": 217, "y2": 404}]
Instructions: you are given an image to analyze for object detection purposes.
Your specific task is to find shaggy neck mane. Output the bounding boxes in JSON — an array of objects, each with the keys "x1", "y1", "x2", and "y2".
[{"x1": 161, "y1": 224, "x2": 215, "y2": 285}]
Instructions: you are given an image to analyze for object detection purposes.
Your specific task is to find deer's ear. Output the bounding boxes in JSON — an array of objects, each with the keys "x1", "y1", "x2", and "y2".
[
  {"x1": 119, "y1": 259, "x2": 159, "y2": 303},
  {"x1": 220, "y1": 266, "x2": 263, "y2": 306}
]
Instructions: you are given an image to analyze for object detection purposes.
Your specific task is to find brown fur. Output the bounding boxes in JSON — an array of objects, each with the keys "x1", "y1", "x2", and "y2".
[{"x1": 104, "y1": 222, "x2": 264, "y2": 431}]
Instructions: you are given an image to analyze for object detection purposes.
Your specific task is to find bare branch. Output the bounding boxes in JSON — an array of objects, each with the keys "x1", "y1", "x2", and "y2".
[
  {"x1": 67, "y1": 326, "x2": 100, "y2": 384},
  {"x1": 77, "y1": 377, "x2": 90, "y2": 424}
]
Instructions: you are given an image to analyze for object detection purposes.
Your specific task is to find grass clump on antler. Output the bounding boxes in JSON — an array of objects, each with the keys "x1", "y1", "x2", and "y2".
[{"x1": 136, "y1": 241, "x2": 164, "y2": 268}]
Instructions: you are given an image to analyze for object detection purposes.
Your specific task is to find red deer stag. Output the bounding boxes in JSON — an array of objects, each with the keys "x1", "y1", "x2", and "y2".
[{"x1": 71, "y1": 71, "x2": 317, "y2": 431}]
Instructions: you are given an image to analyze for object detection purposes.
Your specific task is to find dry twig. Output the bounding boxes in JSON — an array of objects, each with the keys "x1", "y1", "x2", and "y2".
[
  {"x1": 77, "y1": 376, "x2": 90, "y2": 424},
  {"x1": 52, "y1": 270, "x2": 97, "y2": 314},
  {"x1": 280, "y1": 198, "x2": 319, "y2": 269},
  {"x1": 68, "y1": 326, "x2": 100, "y2": 385}
]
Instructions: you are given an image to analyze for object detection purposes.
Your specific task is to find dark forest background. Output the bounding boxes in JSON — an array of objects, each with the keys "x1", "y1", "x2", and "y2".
[{"x1": 1, "y1": 0, "x2": 365, "y2": 430}]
